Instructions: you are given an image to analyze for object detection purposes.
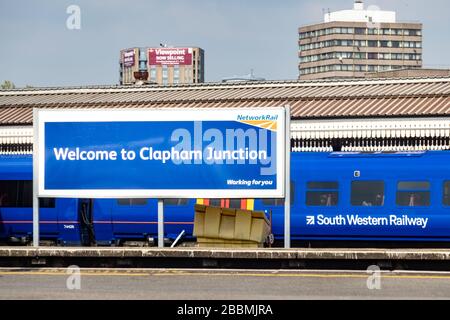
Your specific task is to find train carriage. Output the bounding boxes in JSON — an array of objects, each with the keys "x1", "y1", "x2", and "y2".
[{"x1": 0, "y1": 151, "x2": 449, "y2": 245}]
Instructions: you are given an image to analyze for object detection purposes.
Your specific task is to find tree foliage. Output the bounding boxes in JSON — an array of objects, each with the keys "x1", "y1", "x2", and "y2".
[{"x1": 1, "y1": 80, "x2": 15, "y2": 89}]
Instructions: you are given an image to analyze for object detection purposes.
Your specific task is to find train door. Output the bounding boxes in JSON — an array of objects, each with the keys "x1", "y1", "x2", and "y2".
[
  {"x1": 163, "y1": 198, "x2": 196, "y2": 240},
  {"x1": 110, "y1": 198, "x2": 158, "y2": 245},
  {"x1": 92, "y1": 199, "x2": 114, "y2": 245},
  {"x1": 79, "y1": 199, "x2": 95, "y2": 246},
  {"x1": 38, "y1": 197, "x2": 59, "y2": 243},
  {"x1": 55, "y1": 198, "x2": 84, "y2": 246}
]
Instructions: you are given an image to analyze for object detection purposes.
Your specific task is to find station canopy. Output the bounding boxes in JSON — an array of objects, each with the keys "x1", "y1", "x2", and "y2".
[{"x1": 0, "y1": 77, "x2": 449, "y2": 154}]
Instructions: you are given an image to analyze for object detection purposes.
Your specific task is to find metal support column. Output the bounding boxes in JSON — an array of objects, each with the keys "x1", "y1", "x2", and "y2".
[
  {"x1": 33, "y1": 109, "x2": 39, "y2": 247},
  {"x1": 158, "y1": 199, "x2": 164, "y2": 248},
  {"x1": 284, "y1": 105, "x2": 291, "y2": 249}
]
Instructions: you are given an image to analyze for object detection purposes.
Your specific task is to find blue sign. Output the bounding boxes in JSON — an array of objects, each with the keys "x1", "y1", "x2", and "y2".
[{"x1": 36, "y1": 108, "x2": 286, "y2": 198}]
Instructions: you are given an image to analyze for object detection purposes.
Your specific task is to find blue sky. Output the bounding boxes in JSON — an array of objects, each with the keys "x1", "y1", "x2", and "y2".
[{"x1": 0, "y1": 0, "x2": 449, "y2": 87}]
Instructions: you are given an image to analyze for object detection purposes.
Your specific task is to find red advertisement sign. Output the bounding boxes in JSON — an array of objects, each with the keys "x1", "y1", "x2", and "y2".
[
  {"x1": 122, "y1": 49, "x2": 136, "y2": 68},
  {"x1": 148, "y1": 48, "x2": 192, "y2": 66}
]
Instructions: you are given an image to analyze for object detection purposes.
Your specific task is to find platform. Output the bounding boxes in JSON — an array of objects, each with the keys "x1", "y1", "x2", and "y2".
[{"x1": 1, "y1": 247, "x2": 450, "y2": 261}]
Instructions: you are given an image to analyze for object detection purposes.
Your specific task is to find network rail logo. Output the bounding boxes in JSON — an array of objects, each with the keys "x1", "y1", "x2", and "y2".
[{"x1": 237, "y1": 114, "x2": 279, "y2": 132}]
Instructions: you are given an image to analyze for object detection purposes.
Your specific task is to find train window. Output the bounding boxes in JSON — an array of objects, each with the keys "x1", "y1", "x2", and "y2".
[
  {"x1": 306, "y1": 192, "x2": 338, "y2": 206},
  {"x1": 209, "y1": 199, "x2": 222, "y2": 207},
  {"x1": 397, "y1": 192, "x2": 430, "y2": 207},
  {"x1": 444, "y1": 182, "x2": 450, "y2": 206},
  {"x1": 307, "y1": 182, "x2": 339, "y2": 190},
  {"x1": 351, "y1": 181, "x2": 384, "y2": 207},
  {"x1": 204, "y1": 199, "x2": 243, "y2": 208},
  {"x1": 396, "y1": 181, "x2": 430, "y2": 207},
  {"x1": 262, "y1": 198, "x2": 284, "y2": 206},
  {"x1": 306, "y1": 181, "x2": 338, "y2": 207},
  {"x1": 39, "y1": 198, "x2": 56, "y2": 209},
  {"x1": 398, "y1": 182, "x2": 430, "y2": 190},
  {"x1": 0, "y1": 180, "x2": 32, "y2": 207},
  {"x1": 163, "y1": 198, "x2": 189, "y2": 206},
  {"x1": 229, "y1": 199, "x2": 242, "y2": 209},
  {"x1": 262, "y1": 182, "x2": 295, "y2": 206},
  {"x1": 117, "y1": 199, "x2": 148, "y2": 206}
]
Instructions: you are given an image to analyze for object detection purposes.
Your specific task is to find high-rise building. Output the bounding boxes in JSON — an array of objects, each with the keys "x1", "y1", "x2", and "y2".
[
  {"x1": 298, "y1": 1, "x2": 422, "y2": 80},
  {"x1": 119, "y1": 47, "x2": 204, "y2": 85}
]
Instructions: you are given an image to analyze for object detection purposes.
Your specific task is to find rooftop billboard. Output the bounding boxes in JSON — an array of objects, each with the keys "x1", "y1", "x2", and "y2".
[{"x1": 148, "y1": 47, "x2": 193, "y2": 66}]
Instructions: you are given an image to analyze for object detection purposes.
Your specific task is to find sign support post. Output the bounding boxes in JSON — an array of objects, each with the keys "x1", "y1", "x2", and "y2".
[
  {"x1": 158, "y1": 199, "x2": 164, "y2": 248},
  {"x1": 284, "y1": 105, "x2": 291, "y2": 249},
  {"x1": 33, "y1": 109, "x2": 39, "y2": 247}
]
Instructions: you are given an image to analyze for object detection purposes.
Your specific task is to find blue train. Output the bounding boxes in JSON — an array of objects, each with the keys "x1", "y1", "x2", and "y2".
[{"x1": 0, "y1": 151, "x2": 449, "y2": 245}]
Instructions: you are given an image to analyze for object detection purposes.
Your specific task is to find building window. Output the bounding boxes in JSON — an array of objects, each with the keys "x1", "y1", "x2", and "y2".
[
  {"x1": 150, "y1": 67, "x2": 156, "y2": 81},
  {"x1": 396, "y1": 181, "x2": 430, "y2": 207},
  {"x1": 174, "y1": 65, "x2": 180, "y2": 83},
  {"x1": 351, "y1": 181, "x2": 385, "y2": 207},
  {"x1": 185, "y1": 68, "x2": 192, "y2": 82},
  {"x1": 354, "y1": 40, "x2": 367, "y2": 47},
  {"x1": 355, "y1": 28, "x2": 366, "y2": 35},
  {"x1": 368, "y1": 40, "x2": 378, "y2": 47}
]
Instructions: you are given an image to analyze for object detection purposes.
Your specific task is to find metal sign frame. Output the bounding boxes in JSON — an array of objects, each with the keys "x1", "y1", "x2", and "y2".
[{"x1": 32, "y1": 107, "x2": 291, "y2": 248}]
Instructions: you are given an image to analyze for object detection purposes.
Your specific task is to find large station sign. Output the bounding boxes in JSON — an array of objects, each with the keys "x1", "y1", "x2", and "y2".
[{"x1": 35, "y1": 108, "x2": 286, "y2": 199}]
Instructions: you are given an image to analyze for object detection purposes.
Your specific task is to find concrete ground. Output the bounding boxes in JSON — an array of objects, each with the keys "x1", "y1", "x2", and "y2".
[{"x1": 0, "y1": 268, "x2": 450, "y2": 300}]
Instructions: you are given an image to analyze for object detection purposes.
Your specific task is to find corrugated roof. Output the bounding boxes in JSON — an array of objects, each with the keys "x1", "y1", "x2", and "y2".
[{"x1": 0, "y1": 77, "x2": 449, "y2": 125}]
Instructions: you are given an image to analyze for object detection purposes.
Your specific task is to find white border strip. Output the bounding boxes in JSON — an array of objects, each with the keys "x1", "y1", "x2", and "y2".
[{"x1": 36, "y1": 108, "x2": 286, "y2": 199}]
